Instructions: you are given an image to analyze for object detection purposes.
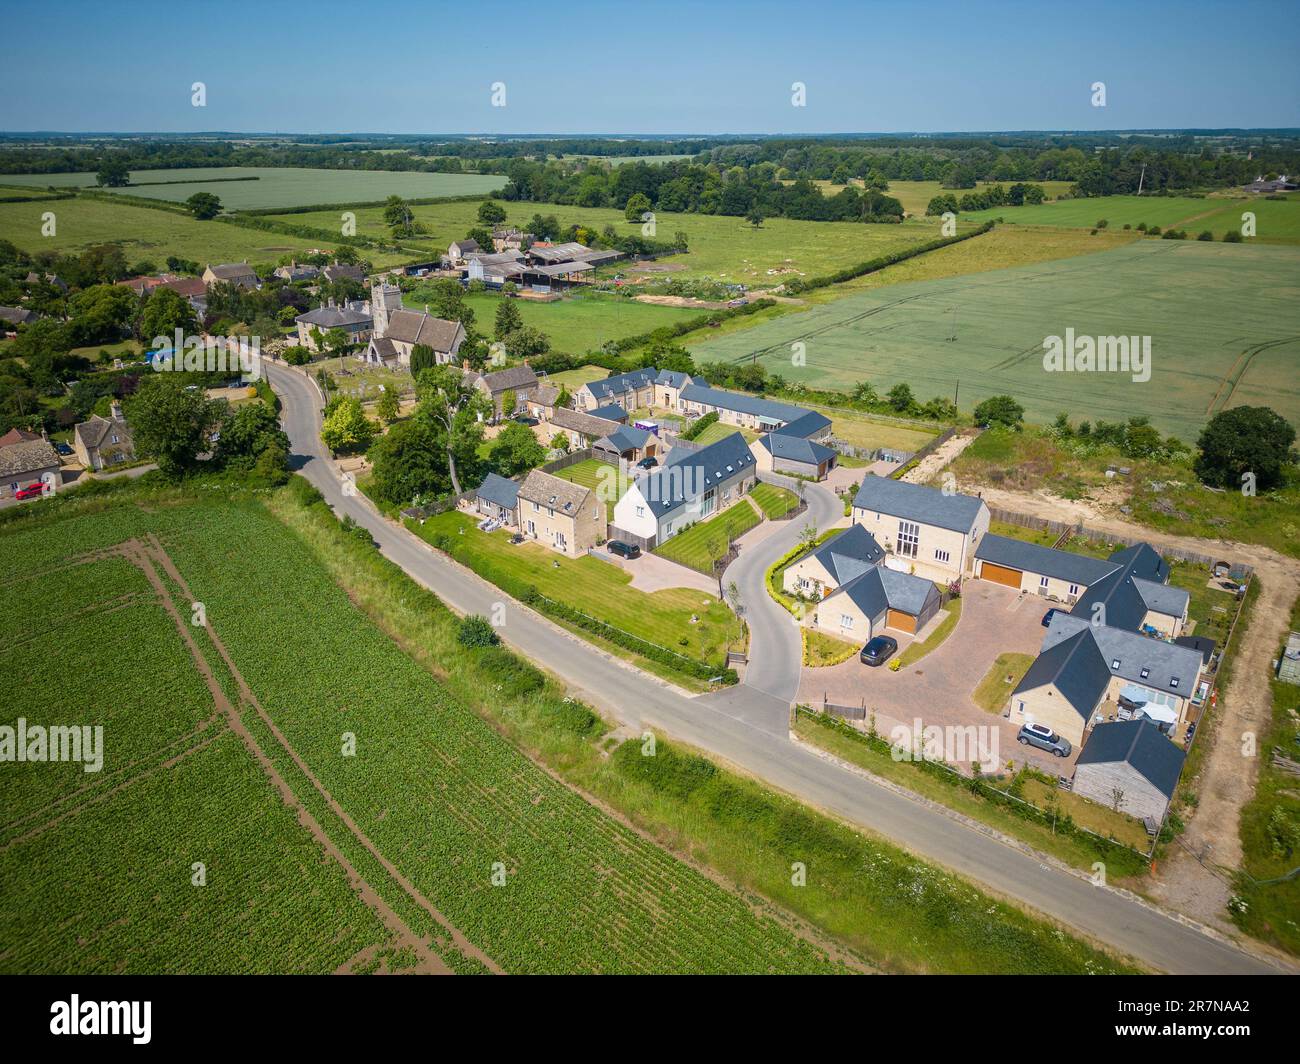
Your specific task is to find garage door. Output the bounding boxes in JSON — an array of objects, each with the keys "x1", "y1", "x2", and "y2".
[
  {"x1": 981, "y1": 562, "x2": 1023, "y2": 588},
  {"x1": 886, "y1": 609, "x2": 917, "y2": 634}
]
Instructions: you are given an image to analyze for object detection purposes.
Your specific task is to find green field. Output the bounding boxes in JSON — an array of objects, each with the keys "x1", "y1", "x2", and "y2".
[
  {"x1": 884, "y1": 180, "x2": 1076, "y2": 218},
  {"x1": 1, "y1": 167, "x2": 505, "y2": 211},
  {"x1": 463, "y1": 290, "x2": 703, "y2": 354},
  {"x1": 959, "y1": 193, "x2": 1300, "y2": 244},
  {"x1": 692, "y1": 239, "x2": 1300, "y2": 439},
  {"x1": 541, "y1": 364, "x2": 611, "y2": 391},
  {"x1": 0, "y1": 195, "x2": 412, "y2": 270},
  {"x1": 750, "y1": 482, "x2": 799, "y2": 518},
  {"x1": 654, "y1": 499, "x2": 761, "y2": 571},
  {"x1": 267, "y1": 199, "x2": 955, "y2": 287}
]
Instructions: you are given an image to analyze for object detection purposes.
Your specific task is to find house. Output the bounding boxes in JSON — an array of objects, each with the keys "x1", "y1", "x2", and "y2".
[
  {"x1": 1243, "y1": 175, "x2": 1297, "y2": 193},
  {"x1": 810, "y1": 565, "x2": 942, "y2": 641},
  {"x1": 73, "y1": 401, "x2": 135, "y2": 471},
  {"x1": 448, "y1": 238, "x2": 481, "y2": 262},
  {"x1": 751, "y1": 431, "x2": 837, "y2": 480},
  {"x1": 975, "y1": 534, "x2": 1126, "y2": 604},
  {"x1": 851, "y1": 475, "x2": 989, "y2": 583},
  {"x1": 364, "y1": 283, "x2": 465, "y2": 368},
  {"x1": 593, "y1": 424, "x2": 656, "y2": 464},
  {"x1": 322, "y1": 264, "x2": 366, "y2": 285},
  {"x1": 294, "y1": 300, "x2": 374, "y2": 350},
  {"x1": 573, "y1": 368, "x2": 695, "y2": 412},
  {"x1": 465, "y1": 363, "x2": 539, "y2": 417},
  {"x1": 492, "y1": 228, "x2": 533, "y2": 252},
  {"x1": 25, "y1": 271, "x2": 67, "y2": 292},
  {"x1": 783, "y1": 524, "x2": 884, "y2": 600},
  {"x1": 274, "y1": 262, "x2": 320, "y2": 282},
  {"x1": 610, "y1": 431, "x2": 755, "y2": 550},
  {"x1": 523, "y1": 384, "x2": 560, "y2": 419},
  {"x1": 0, "y1": 305, "x2": 38, "y2": 328},
  {"x1": 542, "y1": 407, "x2": 622, "y2": 450},
  {"x1": 158, "y1": 276, "x2": 208, "y2": 313},
  {"x1": 202, "y1": 263, "x2": 259, "y2": 289},
  {"x1": 467, "y1": 472, "x2": 520, "y2": 527},
  {"x1": 516, "y1": 469, "x2": 607, "y2": 557},
  {"x1": 779, "y1": 410, "x2": 834, "y2": 442},
  {"x1": 677, "y1": 383, "x2": 810, "y2": 434},
  {"x1": 0, "y1": 429, "x2": 61, "y2": 498},
  {"x1": 1072, "y1": 719, "x2": 1186, "y2": 824}
]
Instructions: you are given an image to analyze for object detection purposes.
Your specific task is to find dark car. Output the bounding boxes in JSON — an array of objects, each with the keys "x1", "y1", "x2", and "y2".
[
  {"x1": 1041, "y1": 608, "x2": 1060, "y2": 628},
  {"x1": 637, "y1": 456, "x2": 658, "y2": 470},
  {"x1": 607, "y1": 540, "x2": 641, "y2": 560},
  {"x1": 54, "y1": 442, "x2": 74, "y2": 456},
  {"x1": 859, "y1": 635, "x2": 898, "y2": 667}
]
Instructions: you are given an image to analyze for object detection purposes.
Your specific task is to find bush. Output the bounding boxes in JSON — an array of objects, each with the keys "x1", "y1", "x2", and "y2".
[
  {"x1": 457, "y1": 613, "x2": 500, "y2": 648},
  {"x1": 612, "y1": 740, "x2": 716, "y2": 799},
  {"x1": 476, "y1": 645, "x2": 546, "y2": 698},
  {"x1": 680, "y1": 410, "x2": 719, "y2": 441}
]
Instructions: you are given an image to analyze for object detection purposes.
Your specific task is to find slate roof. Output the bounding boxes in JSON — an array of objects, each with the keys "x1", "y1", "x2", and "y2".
[
  {"x1": 547, "y1": 407, "x2": 622, "y2": 439},
  {"x1": 384, "y1": 310, "x2": 464, "y2": 351},
  {"x1": 852, "y1": 475, "x2": 986, "y2": 534},
  {"x1": 757, "y1": 432, "x2": 837, "y2": 468},
  {"x1": 1133, "y1": 577, "x2": 1190, "y2": 620},
  {"x1": 322, "y1": 264, "x2": 366, "y2": 283},
  {"x1": 476, "y1": 472, "x2": 520, "y2": 511},
  {"x1": 1013, "y1": 627, "x2": 1113, "y2": 722},
  {"x1": 1069, "y1": 544, "x2": 1186, "y2": 630},
  {"x1": 597, "y1": 425, "x2": 652, "y2": 454},
  {"x1": 475, "y1": 364, "x2": 538, "y2": 394},
  {"x1": 1076, "y1": 719, "x2": 1186, "y2": 799},
  {"x1": 832, "y1": 565, "x2": 939, "y2": 622},
  {"x1": 1108, "y1": 542, "x2": 1169, "y2": 583},
  {"x1": 295, "y1": 303, "x2": 373, "y2": 328},
  {"x1": 517, "y1": 469, "x2": 592, "y2": 514},
  {"x1": 450, "y1": 238, "x2": 481, "y2": 253},
  {"x1": 638, "y1": 431, "x2": 754, "y2": 518},
  {"x1": 0, "y1": 436, "x2": 60, "y2": 478},
  {"x1": 1042, "y1": 614, "x2": 1204, "y2": 700},
  {"x1": 1173, "y1": 634, "x2": 1217, "y2": 666},
  {"x1": 206, "y1": 263, "x2": 258, "y2": 284},
  {"x1": 975, "y1": 534, "x2": 1120, "y2": 587},
  {"x1": 590, "y1": 404, "x2": 628, "y2": 423},
  {"x1": 74, "y1": 413, "x2": 132, "y2": 452},
  {"x1": 582, "y1": 368, "x2": 660, "y2": 402},
  {"x1": 679, "y1": 383, "x2": 807, "y2": 425},
  {"x1": 0, "y1": 305, "x2": 37, "y2": 326},
  {"x1": 779, "y1": 410, "x2": 832, "y2": 439},
  {"x1": 807, "y1": 524, "x2": 885, "y2": 586}
]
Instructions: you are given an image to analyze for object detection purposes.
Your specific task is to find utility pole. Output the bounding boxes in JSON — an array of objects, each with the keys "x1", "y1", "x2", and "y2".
[{"x1": 1137, "y1": 164, "x2": 1146, "y2": 196}]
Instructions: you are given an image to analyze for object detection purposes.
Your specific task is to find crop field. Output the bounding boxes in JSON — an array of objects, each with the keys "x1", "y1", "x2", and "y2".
[
  {"x1": 692, "y1": 239, "x2": 1300, "y2": 439},
  {"x1": 461, "y1": 290, "x2": 703, "y2": 353},
  {"x1": 0, "y1": 491, "x2": 841, "y2": 974},
  {"x1": 0, "y1": 196, "x2": 412, "y2": 270},
  {"x1": 265, "y1": 199, "x2": 954, "y2": 285},
  {"x1": 0, "y1": 167, "x2": 505, "y2": 211},
  {"x1": 654, "y1": 499, "x2": 761, "y2": 571}
]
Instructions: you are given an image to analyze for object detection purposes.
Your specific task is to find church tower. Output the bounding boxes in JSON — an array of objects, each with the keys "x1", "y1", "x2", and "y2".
[{"x1": 371, "y1": 281, "x2": 403, "y2": 338}]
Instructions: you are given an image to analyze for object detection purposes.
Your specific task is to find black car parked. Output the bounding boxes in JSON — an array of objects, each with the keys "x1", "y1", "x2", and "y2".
[
  {"x1": 859, "y1": 635, "x2": 898, "y2": 667},
  {"x1": 607, "y1": 540, "x2": 641, "y2": 560}
]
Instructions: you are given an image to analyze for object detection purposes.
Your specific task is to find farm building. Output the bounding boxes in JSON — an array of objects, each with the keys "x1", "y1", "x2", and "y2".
[
  {"x1": 851, "y1": 475, "x2": 989, "y2": 583},
  {"x1": 322, "y1": 264, "x2": 366, "y2": 285},
  {"x1": 448, "y1": 238, "x2": 481, "y2": 262},
  {"x1": 1072, "y1": 719, "x2": 1185, "y2": 824}
]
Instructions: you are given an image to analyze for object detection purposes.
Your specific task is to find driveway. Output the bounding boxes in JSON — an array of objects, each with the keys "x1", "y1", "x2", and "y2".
[
  {"x1": 798, "y1": 581, "x2": 1069, "y2": 775},
  {"x1": 600, "y1": 548, "x2": 718, "y2": 596}
]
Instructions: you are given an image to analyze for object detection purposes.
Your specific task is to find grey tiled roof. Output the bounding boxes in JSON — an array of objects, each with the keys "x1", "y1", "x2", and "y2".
[
  {"x1": 1014, "y1": 626, "x2": 1112, "y2": 722},
  {"x1": 975, "y1": 534, "x2": 1120, "y2": 587},
  {"x1": 1042, "y1": 614, "x2": 1204, "y2": 699},
  {"x1": 852, "y1": 475, "x2": 986, "y2": 534},
  {"x1": 808, "y1": 524, "x2": 884, "y2": 585},
  {"x1": 639, "y1": 431, "x2": 754, "y2": 518},
  {"x1": 476, "y1": 472, "x2": 519, "y2": 511},
  {"x1": 295, "y1": 303, "x2": 373, "y2": 328},
  {"x1": 779, "y1": 410, "x2": 832, "y2": 439},
  {"x1": 833, "y1": 565, "x2": 939, "y2": 621},
  {"x1": 1076, "y1": 719, "x2": 1185, "y2": 799},
  {"x1": 679, "y1": 383, "x2": 807, "y2": 425},
  {"x1": 758, "y1": 432, "x2": 837, "y2": 467},
  {"x1": 590, "y1": 404, "x2": 628, "y2": 423},
  {"x1": 1133, "y1": 577, "x2": 1190, "y2": 619},
  {"x1": 598, "y1": 426, "x2": 652, "y2": 453}
]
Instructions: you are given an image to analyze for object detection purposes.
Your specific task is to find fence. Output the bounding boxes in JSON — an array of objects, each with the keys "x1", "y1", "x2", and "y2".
[
  {"x1": 540, "y1": 447, "x2": 597, "y2": 474},
  {"x1": 887, "y1": 426, "x2": 962, "y2": 480}
]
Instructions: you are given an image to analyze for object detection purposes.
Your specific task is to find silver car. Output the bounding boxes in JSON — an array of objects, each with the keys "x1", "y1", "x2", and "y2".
[{"x1": 1017, "y1": 723, "x2": 1072, "y2": 757}]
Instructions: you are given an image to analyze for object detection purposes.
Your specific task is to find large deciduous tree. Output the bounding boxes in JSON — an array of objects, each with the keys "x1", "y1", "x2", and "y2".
[
  {"x1": 1194, "y1": 406, "x2": 1296, "y2": 491},
  {"x1": 127, "y1": 375, "x2": 220, "y2": 477}
]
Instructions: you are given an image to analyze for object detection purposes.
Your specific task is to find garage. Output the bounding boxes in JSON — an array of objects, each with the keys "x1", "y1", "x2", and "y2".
[
  {"x1": 886, "y1": 608, "x2": 917, "y2": 634},
  {"x1": 980, "y1": 561, "x2": 1023, "y2": 588}
]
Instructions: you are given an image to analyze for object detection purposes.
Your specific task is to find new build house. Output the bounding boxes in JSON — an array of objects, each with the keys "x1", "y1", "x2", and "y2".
[
  {"x1": 851, "y1": 476, "x2": 990, "y2": 583},
  {"x1": 1071, "y1": 719, "x2": 1187, "y2": 824},
  {"x1": 573, "y1": 368, "x2": 695, "y2": 413},
  {"x1": 611, "y1": 431, "x2": 755, "y2": 550},
  {"x1": 516, "y1": 469, "x2": 607, "y2": 557}
]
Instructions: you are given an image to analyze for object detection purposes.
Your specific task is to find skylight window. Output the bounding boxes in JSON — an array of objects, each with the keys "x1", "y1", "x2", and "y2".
[
  {"x1": 1111, "y1": 659, "x2": 1121, "y2": 669},
  {"x1": 1140, "y1": 667, "x2": 1149, "y2": 679},
  {"x1": 1170, "y1": 678, "x2": 1179, "y2": 688}
]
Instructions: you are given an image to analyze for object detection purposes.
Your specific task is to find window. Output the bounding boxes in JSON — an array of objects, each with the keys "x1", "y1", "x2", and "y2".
[
  {"x1": 839, "y1": 615, "x2": 854, "y2": 628},
  {"x1": 897, "y1": 520, "x2": 919, "y2": 559},
  {"x1": 532, "y1": 501, "x2": 539, "y2": 512},
  {"x1": 1068, "y1": 583, "x2": 1080, "y2": 596},
  {"x1": 934, "y1": 549, "x2": 950, "y2": 564},
  {"x1": 1111, "y1": 659, "x2": 1121, "y2": 670},
  {"x1": 1140, "y1": 667, "x2": 1150, "y2": 679},
  {"x1": 1039, "y1": 575, "x2": 1050, "y2": 588},
  {"x1": 635, "y1": 505, "x2": 645, "y2": 519},
  {"x1": 1170, "y1": 678, "x2": 1179, "y2": 689}
]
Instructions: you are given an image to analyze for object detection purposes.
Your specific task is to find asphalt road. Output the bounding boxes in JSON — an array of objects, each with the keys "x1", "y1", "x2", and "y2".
[{"x1": 267, "y1": 360, "x2": 1284, "y2": 975}]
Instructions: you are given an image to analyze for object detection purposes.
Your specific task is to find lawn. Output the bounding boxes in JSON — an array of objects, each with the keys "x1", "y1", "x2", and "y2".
[
  {"x1": 549, "y1": 457, "x2": 622, "y2": 518},
  {"x1": 653, "y1": 499, "x2": 761, "y2": 572},
  {"x1": 265, "y1": 199, "x2": 950, "y2": 288},
  {"x1": 313, "y1": 356, "x2": 414, "y2": 402},
  {"x1": 542, "y1": 364, "x2": 611, "y2": 391},
  {"x1": 462, "y1": 290, "x2": 703, "y2": 355},
  {"x1": 972, "y1": 652, "x2": 1036, "y2": 713},
  {"x1": 419, "y1": 509, "x2": 741, "y2": 665},
  {"x1": 692, "y1": 418, "x2": 758, "y2": 445},
  {"x1": 693, "y1": 239, "x2": 1300, "y2": 440},
  {"x1": 750, "y1": 482, "x2": 799, "y2": 519},
  {"x1": 2, "y1": 167, "x2": 505, "y2": 211},
  {"x1": 803, "y1": 628, "x2": 859, "y2": 667},
  {"x1": 0, "y1": 195, "x2": 411, "y2": 270},
  {"x1": 801, "y1": 404, "x2": 938, "y2": 453},
  {"x1": 988, "y1": 519, "x2": 1063, "y2": 548}
]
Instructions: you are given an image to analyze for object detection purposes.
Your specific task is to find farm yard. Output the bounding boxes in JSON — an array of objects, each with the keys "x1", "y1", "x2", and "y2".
[
  {"x1": 692, "y1": 238, "x2": 1300, "y2": 439},
  {"x1": 0, "y1": 491, "x2": 841, "y2": 974},
  {"x1": 0, "y1": 167, "x2": 506, "y2": 211},
  {"x1": 0, "y1": 195, "x2": 414, "y2": 270}
]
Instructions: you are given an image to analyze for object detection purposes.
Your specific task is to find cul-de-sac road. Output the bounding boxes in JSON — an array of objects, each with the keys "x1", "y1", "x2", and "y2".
[{"x1": 268, "y1": 361, "x2": 1285, "y2": 975}]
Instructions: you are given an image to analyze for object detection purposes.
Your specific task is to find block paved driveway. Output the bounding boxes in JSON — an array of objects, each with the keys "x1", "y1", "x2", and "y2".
[{"x1": 797, "y1": 581, "x2": 1076, "y2": 774}]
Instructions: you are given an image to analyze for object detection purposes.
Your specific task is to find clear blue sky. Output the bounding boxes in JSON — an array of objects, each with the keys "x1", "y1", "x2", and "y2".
[{"x1": 2, "y1": 0, "x2": 1297, "y2": 134}]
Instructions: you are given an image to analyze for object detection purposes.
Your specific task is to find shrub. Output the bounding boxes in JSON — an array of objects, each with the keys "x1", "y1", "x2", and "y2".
[
  {"x1": 680, "y1": 410, "x2": 719, "y2": 441},
  {"x1": 612, "y1": 740, "x2": 716, "y2": 799},
  {"x1": 457, "y1": 613, "x2": 500, "y2": 648}
]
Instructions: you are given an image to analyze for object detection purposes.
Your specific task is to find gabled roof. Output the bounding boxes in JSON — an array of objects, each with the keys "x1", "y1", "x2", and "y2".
[
  {"x1": 384, "y1": 310, "x2": 464, "y2": 351},
  {"x1": 295, "y1": 303, "x2": 373, "y2": 328},
  {"x1": 581, "y1": 368, "x2": 659, "y2": 402},
  {"x1": 475, "y1": 363, "x2": 538, "y2": 394},
  {"x1": 1133, "y1": 577, "x2": 1190, "y2": 620},
  {"x1": 590, "y1": 404, "x2": 628, "y2": 423},
  {"x1": 450, "y1": 238, "x2": 481, "y2": 252},
  {"x1": 679, "y1": 383, "x2": 807, "y2": 425},
  {"x1": 1108, "y1": 542, "x2": 1169, "y2": 583},
  {"x1": 0, "y1": 305, "x2": 38, "y2": 326},
  {"x1": 757, "y1": 432, "x2": 837, "y2": 468},
  {"x1": 779, "y1": 410, "x2": 832, "y2": 439},
  {"x1": 322, "y1": 264, "x2": 366, "y2": 283},
  {"x1": 0, "y1": 427, "x2": 40, "y2": 446},
  {"x1": 1013, "y1": 627, "x2": 1112, "y2": 722},
  {"x1": 74, "y1": 413, "x2": 132, "y2": 451},
  {"x1": 807, "y1": 524, "x2": 885, "y2": 586},
  {"x1": 1069, "y1": 546, "x2": 1182, "y2": 630},
  {"x1": 1042, "y1": 614, "x2": 1204, "y2": 700},
  {"x1": 0, "y1": 436, "x2": 60, "y2": 478},
  {"x1": 548, "y1": 407, "x2": 621, "y2": 439},
  {"x1": 529, "y1": 241, "x2": 594, "y2": 264},
  {"x1": 830, "y1": 564, "x2": 940, "y2": 621},
  {"x1": 527, "y1": 261, "x2": 593, "y2": 277},
  {"x1": 975, "y1": 534, "x2": 1121, "y2": 587},
  {"x1": 852, "y1": 475, "x2": 986, "y2": 534},
  {"x1": 517, "y1": 469, "x2": 593, "y2": 514},
  {"x1": 597, "y1": 425, "x2": 652, "y2": 453},
  {"x1": 1076, "y1": 719, "x2": 1186, "y2": 799},
  {"x1": 639, "y1": 431, "x2": 754, "y2": 518},
  {"x1": 476, "y1": 472, "x2": 520, "y2": 511},
  {"x1": 206, "y1": 262, "x2": 258, "y2": 282}
]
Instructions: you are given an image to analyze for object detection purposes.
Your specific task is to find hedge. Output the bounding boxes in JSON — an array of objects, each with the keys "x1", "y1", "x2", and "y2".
[
  {"x1": 679, "y1": 411, "x2": 718, "y2": 441},
  {"x1": 785, "y1": 221, "x2": 995, "y2": 293}
]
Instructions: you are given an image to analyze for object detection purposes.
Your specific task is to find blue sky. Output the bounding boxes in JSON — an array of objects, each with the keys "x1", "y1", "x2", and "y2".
[{"x1": 2, "y1": 0, "x2": 1297, "y2": 134}]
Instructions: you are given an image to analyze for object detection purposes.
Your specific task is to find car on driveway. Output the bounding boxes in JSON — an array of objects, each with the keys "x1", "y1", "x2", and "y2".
[
  {"x1": 637, "y1": 456, "x2": 658, "y2": 470},
  {"x1": 1041, "y1": 608, "x2": 1061, "y2": 627},
  {"x1": 14, "y1": 483, "x2": 48, "y2": 501},
  {"x1": 859, "y1": 635, "x2": 898, "y2": 667},
  {"x1": 54, "y1": 442, "x2": 74, "y2": 456},
  {"x1": 1017, "y1": 722, "x2": 1072, "y2": 757},
  {"x1": 607, "y1": 540, "x2": 641, "y2": 560}
]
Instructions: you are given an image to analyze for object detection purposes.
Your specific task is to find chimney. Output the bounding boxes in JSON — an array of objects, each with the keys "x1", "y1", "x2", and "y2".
[
  {"x1": 462, "y1": 358, "x2": 470, "y2": 371},
  {"x1": 110, "y1": 400, "x2": 124, "y2": 421}
]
